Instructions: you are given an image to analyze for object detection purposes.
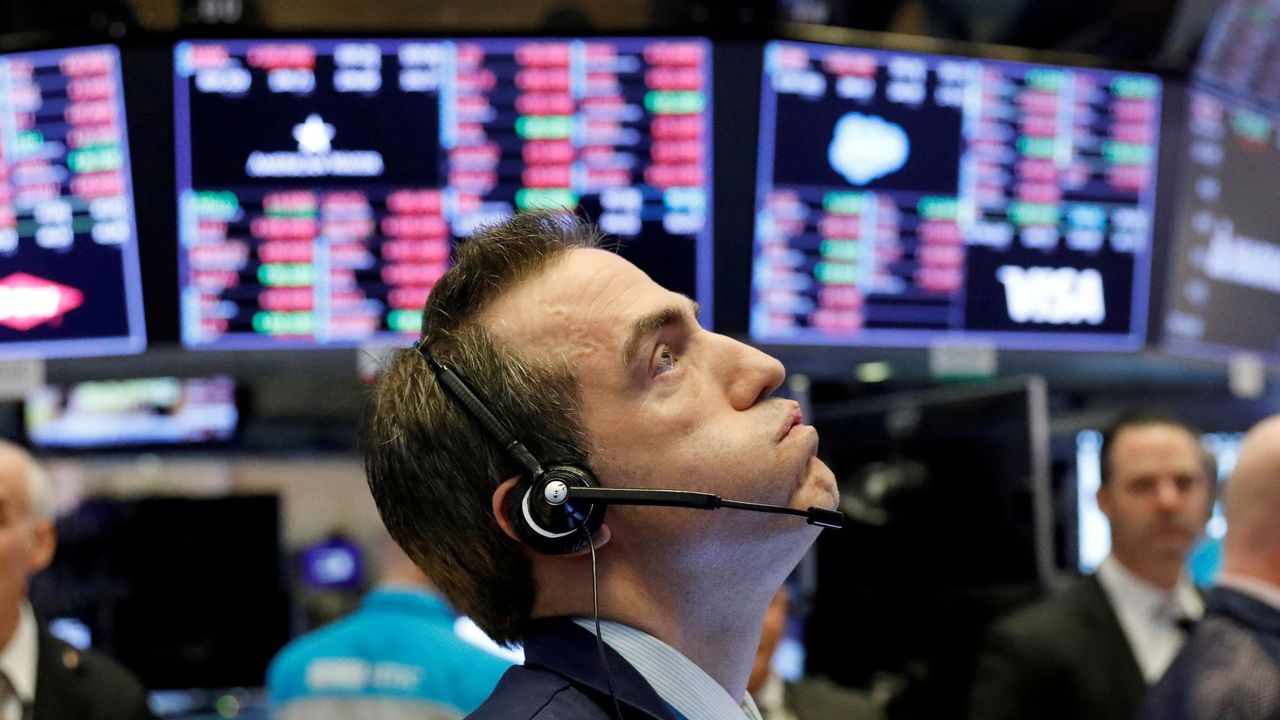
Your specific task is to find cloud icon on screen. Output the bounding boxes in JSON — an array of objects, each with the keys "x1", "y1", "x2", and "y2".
[{"x1": 828, "y1": 113, "x2": 910, "y2": 185}]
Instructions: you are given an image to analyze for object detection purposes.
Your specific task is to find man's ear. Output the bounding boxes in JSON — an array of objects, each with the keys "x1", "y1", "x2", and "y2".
[
  {"x1": 492, "y1": 477, "x2": 525, "y2": 544},
  {"x1": 1095, "y1": 483, "x2": 1114, "y2": 522},
  {"x1": 491, "y1": 477, "x2": 611, "y2": 554},
  {"x1": 27, "y1": 519, "x2": 56, "y2": 575}
]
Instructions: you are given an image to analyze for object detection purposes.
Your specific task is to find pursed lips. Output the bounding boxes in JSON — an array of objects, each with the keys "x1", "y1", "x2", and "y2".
[{"x1": 776, "y1": 401, "x2": 804, "y2": 442}]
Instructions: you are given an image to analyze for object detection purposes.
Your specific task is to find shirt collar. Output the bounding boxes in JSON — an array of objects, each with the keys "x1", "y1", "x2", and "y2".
[
  {"x1": 1097, "y1": 556, "x2": 1203, "y2": 620},
  {"x1": 0, "y1": 604, "x2": 38, "y2": 702},
  {"x1": 574, "y1": 619, "x2": 762, "y2": 720},
  {"x1": 1215, "y1": 573, "x2": 1280, "y2": 614}
]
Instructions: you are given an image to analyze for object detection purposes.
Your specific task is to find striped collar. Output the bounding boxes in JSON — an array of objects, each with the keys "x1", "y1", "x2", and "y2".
[{"x1": 573, "y1": 619, "x2": 762, "y2": 720}]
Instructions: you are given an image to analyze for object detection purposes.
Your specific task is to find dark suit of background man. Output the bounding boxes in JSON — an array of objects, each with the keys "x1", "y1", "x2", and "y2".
[
  {"x1": 0, "y1": 440, "x2": 154, "y2": 720},
  {"x1": 1138, "y1": 414, "x2": 1280, "y2": 720},
  {"x1": 968, "y1": 414, "x2": 1214, "y2": 720},
  {"x1": 363, "y1": 213, "x2": 840, "y2": 718}
]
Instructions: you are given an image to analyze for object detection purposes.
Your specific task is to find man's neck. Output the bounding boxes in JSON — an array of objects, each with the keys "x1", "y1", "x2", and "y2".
[
  {"x1": 533, "y1": 541, "x2": 798, "y2": 701},
  {"x1": 1110, "y1": 551, "x2": 1182, "y2": 591},
  {"x1": 0, "y1": 603, "x2": 22, "y2": 656}
]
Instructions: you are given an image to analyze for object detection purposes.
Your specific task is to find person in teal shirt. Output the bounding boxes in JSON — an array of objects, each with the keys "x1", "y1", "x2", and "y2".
[{"x1": 267, "y1": 545, "x2": 514, "y2": 719}]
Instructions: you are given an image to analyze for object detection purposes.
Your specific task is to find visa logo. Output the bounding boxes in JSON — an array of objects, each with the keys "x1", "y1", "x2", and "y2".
[{"x1": 996, "y1": 266, "x2": 1106, "y2": 325}]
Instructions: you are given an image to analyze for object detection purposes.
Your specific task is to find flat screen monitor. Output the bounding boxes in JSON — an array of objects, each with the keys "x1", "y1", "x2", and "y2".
[
  {"x1": 24, "y1": 375, "x2": 238, "y2": 449},
  {"x1": 804, "y1": 377, "x2": 1051, "y2": 714},
  {"x1": 173, "y1": 37, "x2": 713, "y2": 349},
  {"x1": 1075, "y1": 428, "x2": 1240, "y2": 585},
  {"x1": 1162, "y1": 86, "x2": 1280, "y2": 363},
  {"x1": 751, "y1": 40, "x2": 1161, "y2": 350},
  {"x1": 0, "y1": 44, "x2": 146, "y2": 358},
  {"x1": 31, "y1": 495, "x2": 290, "y2": 690},
  {"x1": 1194, "y1": 0, "x2": 1280, "y2": 110}
]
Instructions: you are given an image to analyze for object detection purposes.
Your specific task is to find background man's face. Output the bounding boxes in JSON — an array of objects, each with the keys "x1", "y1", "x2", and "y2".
[
  {"x1": 0, "y1": 452, "x2": 53, "y2": 616},
  {"x1": 1098, "y1": 424, "x2": 1212, "y2": 570},
  {"x1": 484, "y1": 248, "x2": 838, "y2": 553}
]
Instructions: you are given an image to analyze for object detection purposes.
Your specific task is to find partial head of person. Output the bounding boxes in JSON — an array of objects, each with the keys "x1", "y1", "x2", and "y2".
[
  {"x1": 1097, "y1": 412, "x2": 1213, "y2": 588},
  {"x1": 0, "y1": 441, "x2": 56, "y2": 644},
  {"x1": 363, "y1": 212, "x2": 837, "y2": 647},
  {"x1": 1221, "y1": 415, "x2": 1280, "y2": 585}
]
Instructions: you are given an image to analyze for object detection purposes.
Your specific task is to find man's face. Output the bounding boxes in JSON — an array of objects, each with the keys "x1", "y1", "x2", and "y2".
[
  {"x1": 485, "y1": 248, "x2": 838, "y2": 550},
  {"x1": 1097, "y1": 424, "x2": 1212, "y2": 570},
  {"x1": 0, "y1": 450, "x2": 53, "y2": 616}
]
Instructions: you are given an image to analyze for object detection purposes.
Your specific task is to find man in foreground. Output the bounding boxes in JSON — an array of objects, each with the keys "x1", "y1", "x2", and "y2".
[{"x1": 363, "y1": 212, "x2": 840, "y2": 718}]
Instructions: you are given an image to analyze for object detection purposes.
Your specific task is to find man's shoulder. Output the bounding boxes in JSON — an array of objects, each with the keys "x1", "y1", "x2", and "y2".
[
  {"x1": 1139, "y1": 614, "x2": 1280, "y2": 720},
  {"x1": 467, "y1": 665, "x2": 616, "y2": 720},
  {"x1": 36, "y1": 631, "x2": 153, "y2": 719},
  {"x1": 988, "y1": 576, "x2": 1104, "y2": 641}
]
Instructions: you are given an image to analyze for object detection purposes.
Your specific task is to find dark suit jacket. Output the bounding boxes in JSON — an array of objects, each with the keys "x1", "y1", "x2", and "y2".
[
  {"x1": 468, "y1": 618, "x2": 678, "y2": 720},
  {"x1": 1136, "y1": 587, "x2": 1280, "y2": 720},
  {"x1": 33, "y1": 629, "x2": 155, "y2": 720},
  {"x1": 967, "y1": 575, "x2": 1147, "y2": 720}
]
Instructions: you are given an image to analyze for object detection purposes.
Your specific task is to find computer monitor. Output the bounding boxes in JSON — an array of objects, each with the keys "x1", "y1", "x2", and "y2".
[
  {"x1": 1161, "y1": 86, "x2": 1280, "y2": 363},
  {"x1": 0, "y1": 44, "x2": 146, "y2": 358},
  {"x1": 24, "y1": 375, "x2": 239, "y2": 449},
  {"x1": 1075, "y1": 428, "x2": 1241, "y2": 585},
  {"x1": 173, "y1": 37, "x2": 713, "y2": 349},
  {"x1": 31, "y1": 495, "x2": 290, "y2": 690},
  {"x1": 751, "y1": 40, "x2": 1161, "y2": 350},
  {"x1": 1194, "y1": 0, "x2": 1280, "y2": 110},
  {"x1": 804, "y1": 377, "x2": 1051, "y2": 713}
]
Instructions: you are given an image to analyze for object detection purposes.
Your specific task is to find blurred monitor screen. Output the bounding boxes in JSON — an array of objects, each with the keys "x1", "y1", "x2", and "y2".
[
  {"x1": 31, "y1": 495, "x2": 289, "y2": 690},
  {"x1": 1162, "y1": 87, "x2": 1280, "y2": 363},
  {"x1": 25, "y1": 375, "x2": 238, "y2": 448},
  {"x1": 173, "y1": 37, "x2": 712, "y2": 349},
  {"x1": 751, "y1": 40, "x2": 1161, "y2": 350},
  {"x1": 297, "y1": 535, "x2": 364, "y2": 590},
  {"x1": 0, "y1": 44, "x2": 146, "y2": 358},
  {"x1": 804, "y1": 377, "x2": 1051, "y2": 713},
  {"x1": 1194, "y1": 0, "x2": 1280, "y2": 110},
  {"x1": 1075, "y1": 429, "x2": 1240, "y2": 585}
]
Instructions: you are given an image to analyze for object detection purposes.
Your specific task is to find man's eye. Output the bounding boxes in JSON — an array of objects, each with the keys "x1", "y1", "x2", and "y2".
[{"x1": 654, "y1": 344, "x2": 678, "y2": 375}]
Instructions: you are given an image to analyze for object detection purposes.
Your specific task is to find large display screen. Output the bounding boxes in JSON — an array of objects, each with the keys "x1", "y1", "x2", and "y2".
[
  {"x1": 174, "y1": 37, "x2": 712, "y2": 349},
  {"x1": 0, "y1": 45, "x2": 146, "y2": 358},
  {"x1": 25, "y1": 375, "x2": 238, "y2": 449},
  {"x1": 1195, "y1": 0, "x2": 1280, "y2": 109},
  {"x1": 751, "y1": 41, "x2": 1161, "y2": 349},
  {"x1": 1163, "y1": 89, "x2": 1280, "y2": 362}
]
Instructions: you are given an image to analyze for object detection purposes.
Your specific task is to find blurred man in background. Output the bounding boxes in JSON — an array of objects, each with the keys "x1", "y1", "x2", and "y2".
[
  {"x1": 968, "y1": 413, "x2": 1213, "y2": 720},
  {"x1": 1138, "y1": 414, "x2": 1280, "y2": 720},
  {"x1": 0, "y1": 440, "x2": 154, "y2": 720},
  {"x1": 267, "y1": 537, "x2": 512, "y2": 719}
]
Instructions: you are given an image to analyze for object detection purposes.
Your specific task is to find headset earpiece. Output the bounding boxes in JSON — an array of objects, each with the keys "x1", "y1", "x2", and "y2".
[{"x1": 507, "y1": 464, "x2": 606, "y2": 555}]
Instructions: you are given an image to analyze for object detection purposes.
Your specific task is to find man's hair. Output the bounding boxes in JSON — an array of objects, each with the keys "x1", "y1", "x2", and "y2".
[
  {"x1": 1099, "y1": 411, "x2": 1201, "y2": 486},
  {"x1": 362, "y1": 212, "x2": 602, "y2": 644}
]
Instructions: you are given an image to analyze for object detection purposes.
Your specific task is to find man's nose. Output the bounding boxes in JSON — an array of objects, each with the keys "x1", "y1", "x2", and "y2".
[{"x1": 716, "y1": 334, "x2": 785, "y2": 410}]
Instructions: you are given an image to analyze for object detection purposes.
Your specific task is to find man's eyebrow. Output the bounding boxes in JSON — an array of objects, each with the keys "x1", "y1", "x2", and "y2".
[{"x1": 622, "y1": 298, "x2": 700, "y2": 368}]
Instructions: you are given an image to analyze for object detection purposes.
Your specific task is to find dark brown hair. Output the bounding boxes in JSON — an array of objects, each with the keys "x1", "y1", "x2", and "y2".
[
  {"x1": 362, "y1": 212, "x2": 602, "y2": 644},
  {"x1": 1099, "y1": 411, "x2": 1200, "y2": 486}
]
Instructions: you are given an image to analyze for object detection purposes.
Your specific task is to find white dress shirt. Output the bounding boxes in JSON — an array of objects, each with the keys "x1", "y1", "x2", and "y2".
[
  {"x1": 1215, "y1": 573, "x2": 1280, "y2": 613},
  {"x1": 752, "y1": 672, "x2": 798, "y2": 720},
  {"x1": 1095, "y1": 556, "x2": 1204, "y2": 683},
  {"x1": 574, "y1": 619, "x2": 763, "y2": 720},
  {"x1": 0, "y1": 604, "x2": 38, "y2": 720}
]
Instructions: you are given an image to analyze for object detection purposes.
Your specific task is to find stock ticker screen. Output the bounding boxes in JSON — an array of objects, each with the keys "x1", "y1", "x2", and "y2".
[
  {"x1": 751, "y1": 41, "x2": 1161, "y2": 350},
  {"x1": 1195, "y1": 0, "x2": 1280, "y2": 110},
  {"x1": 1163, "y1": 88, "x2": 1280, "y2": 362},
  {"x1": 0, "y1": 45, "x2": 146, "y2": 358},
  {"x1": 173, "y1": 38, "x2": 712, "y2": 349}
]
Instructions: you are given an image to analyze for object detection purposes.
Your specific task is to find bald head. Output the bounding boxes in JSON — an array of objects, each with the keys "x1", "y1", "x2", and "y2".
[
  {"x1": 1222, "y1": 416, "x2": 1280, "y2": 581},
  {"x1": 0, "y1": 442, "x2": 53, "y2": 526}
]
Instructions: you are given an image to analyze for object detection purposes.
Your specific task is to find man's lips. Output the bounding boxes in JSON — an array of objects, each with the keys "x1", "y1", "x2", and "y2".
[{"x1": 777, "y1": 401, "x2": 804, "y2": 442}]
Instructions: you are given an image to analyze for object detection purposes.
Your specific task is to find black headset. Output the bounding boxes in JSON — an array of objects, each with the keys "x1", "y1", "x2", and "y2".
[{"x1": 416, "y1": 342, "x2": 605, "y2": 554}]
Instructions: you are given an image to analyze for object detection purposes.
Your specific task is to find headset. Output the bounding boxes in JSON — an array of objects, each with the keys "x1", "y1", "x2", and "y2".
[{"x1": 415, "y1": 342, "x2": 844, "y2": 556}]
